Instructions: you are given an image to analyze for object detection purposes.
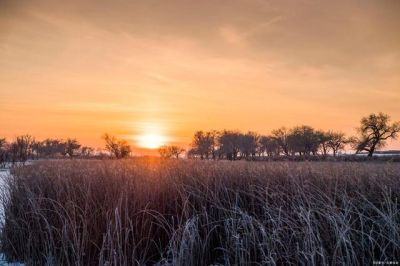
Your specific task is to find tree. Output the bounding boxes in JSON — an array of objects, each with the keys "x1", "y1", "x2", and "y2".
[
  {"x1": 239, "y1": 131, "x2": 259, "y2": 159},
  {"x1": 259, "y1": 136, "x2": 279, "y2": 157},
  {"x1": 271, "y1": 127, "x2": 290, "y2": 156},
  {"x1": 103, "y1": 134, "x2": 131, "y2": 159},
  {"x1": 0, "y1": 138, "x2": 6, "y2": 152},
  {"x1": 0, "y1": 138, "x2": 8, "y2": 167},
  {"x1": 10, "y1": 135, "x2": 35, "y2": 164},
  {"x1": 191, "y1": 131, "x2": 216, "y2": 159},
  {"x1": 80, "y1": 146, "x2": 94, "y2": 157},
  {"x1": 65, "y1": 138, "x2": 81, "y2": 158},
  {"x1": 353, "y1": 113, "x2": 400, "y2": 156},
  {"x1": 31, "y1": 140, "x2": 43, "y2": 159},
  {"x1": 287, "y1": 126, "x2": 320, "y2": 156},
  {"x1": 169, "y1": 146, "x2": 185, "y2": 159},
  {"x1": 158, "y1": 145, "x2": 171, "y2": 158},
  {"x1": 35, "y1": 139, "x2": 65, "y2": 157},
  {"x1": 317, "y1": 130, "x2": 331, "y2": 156},
  {"x1": 326, "y1": 131, "x2": 347, "y2": 156},
  {"x1": 218, "y1": 130, "x2": 242, "y2": 160},
  {"x1": 158, "y1": 145, "x2": 185, "y2": 159}
]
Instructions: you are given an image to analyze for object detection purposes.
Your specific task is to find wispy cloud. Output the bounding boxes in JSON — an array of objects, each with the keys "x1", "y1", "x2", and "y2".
[{"x1": 0, "y1": 0, "x2": 399, "y2": 148}]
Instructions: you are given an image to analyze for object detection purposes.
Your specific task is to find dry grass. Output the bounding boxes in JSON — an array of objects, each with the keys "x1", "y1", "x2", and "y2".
[{"x1": 1, "y1": 158, "x2": 399, "y2": 265}]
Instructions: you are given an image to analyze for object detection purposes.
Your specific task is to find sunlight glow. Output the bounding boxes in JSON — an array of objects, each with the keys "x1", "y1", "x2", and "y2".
[
  {"x1": 133, "y1": 121, "x2": 170, "y2": 149},
  {"x1": 136, "y1": 133, "x2": 167, "y2": 149}
]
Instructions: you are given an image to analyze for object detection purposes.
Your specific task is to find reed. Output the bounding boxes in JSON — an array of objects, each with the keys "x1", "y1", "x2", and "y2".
[{"x1": 1, "y1": 159, "x2": 399, "y2": 265}]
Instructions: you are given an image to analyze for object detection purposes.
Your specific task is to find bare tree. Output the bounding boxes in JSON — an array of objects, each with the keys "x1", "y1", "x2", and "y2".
[
  {"x1": 287, "y1": 126, "x2": 320, "y2": 156},
  {"x1": 65, "y1": 138, "x2": 81, "y2": 158},
  {"x1": 240, "y1": 131, "x2": 259, "y2": 160},
  {"x1": 170, "y1": 146, "x2": 185, "y2": 159},
  {"x1": 352, "y1": 113, "x2": 400, "y2": 156},
  {"x1": 158, "y1": 145, "x2": 171, "y2": 158},
  {"x1": 326, "y1": 131, "x2": 347, "y2": 156},
  {"x1": 31, "y1": 140, "x2": 42, "y2": 159},
  {"x1": 218, "y1": 130, "x2": 242, "y2": 160},
  {"x1": 259, "y1": 136, "x2": 279, "y2": 157},
  {"x1": 271, "y1": 127, "x2": 290, "y2": 156},
  {"x1": 317, "y1": 130, "x2": 331, "y2": 156},
  {"x1": 0, "y1": 138, "x2": 6, "y2": 151},
  {"x1": 103, "y1": 134, "x2": 131, "y2": 159},
  {"x1": 0, "y1": 138, "x2": 8, "y2": 167},
  {"x1": 191, "y1": 131, "x2": 216, "y2": 159},
  {"x1": 10, "y1": 135, "x2": 35, "y2": 164},
  {"x1": 35, "y1": 139, "x2": 66, "y2": 157},
  {"x1": 158, "y1": 145, "x2": 185, "y2": 159},
  {"x1": 80, "y1": 146, "x2": 94, "y2": 157}
]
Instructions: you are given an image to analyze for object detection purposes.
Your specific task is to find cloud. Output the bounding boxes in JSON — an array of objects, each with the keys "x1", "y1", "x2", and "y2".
[{"x1": 0, "y1": 0, "x2": 399, "y2": 148}]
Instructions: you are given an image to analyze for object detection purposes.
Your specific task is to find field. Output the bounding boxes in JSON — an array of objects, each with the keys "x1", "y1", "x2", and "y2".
[{"x1": 1, "y1": 159, "x2": 399, "y2": 265}]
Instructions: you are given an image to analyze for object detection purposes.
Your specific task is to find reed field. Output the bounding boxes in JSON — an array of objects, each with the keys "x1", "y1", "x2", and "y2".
[{"x1": 1, "y1": 159, "x2": 399, "y2": 265}]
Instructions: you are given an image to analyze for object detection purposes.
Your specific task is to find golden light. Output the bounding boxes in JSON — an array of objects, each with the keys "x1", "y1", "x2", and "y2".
[
  {"x1": 136, "y1": 133, "x2": 167, "y2": 149},
  {"x1": 133, "y1": 121, "x2": 170, "y2": 149}
]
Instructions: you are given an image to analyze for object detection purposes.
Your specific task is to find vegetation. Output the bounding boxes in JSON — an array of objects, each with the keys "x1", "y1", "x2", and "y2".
[
  {"x1": 158, "y1": 145, "x2": 185, "y2": 159},
  {"x1": 102, "y1": 134, "x2": 131, "y2": 159},
  {"x1": 0, "y1": 113, "x2": 399, "y2": 166},
  {"x1": 352, "y1": 112, "x2": 400, "y2": 157},
  {"x1": 1, "y1": 159, "x2": 399, "y2": 265},
  {"x1": 188, "y1": 113, "x2": 399, "y2": 160},
  {"x1": 0, "y1": 136, "x2": 89, "y2": 166}
]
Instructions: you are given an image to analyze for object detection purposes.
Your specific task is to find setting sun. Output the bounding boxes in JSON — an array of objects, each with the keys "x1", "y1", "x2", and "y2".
[
  {"x1": 133, "y1": 121, "x2": 170, "y2": 149},
  {"x1": 136, "y1": 134, "x2": 167, "y2": 149}
]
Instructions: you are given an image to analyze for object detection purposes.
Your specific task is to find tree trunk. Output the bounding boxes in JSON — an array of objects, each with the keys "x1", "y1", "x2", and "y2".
[{"x1": 368, "y1": 143, "x2": 377, "y2": 157}]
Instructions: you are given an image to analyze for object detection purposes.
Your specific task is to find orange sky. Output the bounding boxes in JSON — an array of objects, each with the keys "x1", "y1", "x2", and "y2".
[{"x1": 1, "y1": 0, "x2": 399, "y2": 151}]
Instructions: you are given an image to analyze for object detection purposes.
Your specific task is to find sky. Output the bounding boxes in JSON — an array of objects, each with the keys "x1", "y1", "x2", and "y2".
[{"x1": 0, "y1": 0, "x2": 399, "y2": 151}]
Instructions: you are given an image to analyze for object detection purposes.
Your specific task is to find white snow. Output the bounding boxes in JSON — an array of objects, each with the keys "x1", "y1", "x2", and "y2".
[{"x1": 0, "y1": 168, "x2": 26, "y2": 266}]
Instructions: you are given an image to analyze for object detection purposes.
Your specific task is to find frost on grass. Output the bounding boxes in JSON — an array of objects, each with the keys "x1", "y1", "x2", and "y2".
[{"x1": 1, "y1": 159, "x2": 399, "y2": 265}]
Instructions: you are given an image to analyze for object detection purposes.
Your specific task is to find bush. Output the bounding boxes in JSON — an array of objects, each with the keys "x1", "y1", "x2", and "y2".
[{"x1": 1, "y1": 159, "x2": 399, "y2": 265}]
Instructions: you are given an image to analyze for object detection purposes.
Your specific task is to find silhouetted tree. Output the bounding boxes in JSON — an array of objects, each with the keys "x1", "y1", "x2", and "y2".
[
  {"x1": 191, "y1": 131, "x2": 216, "y2": 159},
  {"x1": 158, "y1": 145, "x2": 185, "y2": 159},
  {"x1": 326, "y1": 131, "x2": 347, "y2": 156},
  {"x1": 0, "y1": 138, "x2": 6, "y2": 151},
  {"x1": 80, "y1": 146, "x2": 94, "y2": 157},
  {"x1": 65, "y1": 138, "x2": 81, "y2": 158},
  {"x1": 317, "y1": 130, "x2": 331, "y2": 156},
  {"x1": 10, "y1": 135, "x2": 35, "y2": 164},
  {"x1": 35, "y1": 139, "x2": 65, "y2": 157},
  {"x1": 352, "y1": 113, "x2": 400, "y2": 156},
  {"x1": 103, "y1": 134, "x2": 131, "y2": 159},
  {"x1": 0, "y1": 138, "x2": 8, "y2": 167},
  {"x1": 170, "y1": 146, "x2": 185, "y2": 159},
  {"x1": 240, "y1": 131, "x2": 259, "y2": 160},
  {"x1": 287, "y1": 126, "x2": 320, "y2": 156},
  {"x1": 31, "y1": 140, "x2": 42, "y2": 159},
  {"x1": 259, "y1": 136, "x2": 280, "y2": 157},
  {"x1": 218, "y1": 130, "x2": 242, "y2": 160},
  {"x1": 271, "y1": 127, "x2": 290, "y2": 156},
  {"x1": 158, "y1": 145, "x2": 171, "y2": 158}
]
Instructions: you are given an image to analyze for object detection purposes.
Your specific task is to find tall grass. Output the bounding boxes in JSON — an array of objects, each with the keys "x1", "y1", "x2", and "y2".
[{"x1": 1, "y1": 159, "x2": 399, "y2": 265}]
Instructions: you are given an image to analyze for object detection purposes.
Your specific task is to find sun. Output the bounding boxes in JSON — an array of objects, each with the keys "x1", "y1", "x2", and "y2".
[
  {"x1": 133, "y1": 121, "x2": 170, "y2": 149},
  {"x1": 136, "y1": 133, "x2": 167, "y2": 149}
]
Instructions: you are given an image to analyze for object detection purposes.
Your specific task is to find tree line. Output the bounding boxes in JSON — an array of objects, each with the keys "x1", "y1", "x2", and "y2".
[
  {"x1": 185, "y1": 112, "x2": 400, "y2": 160},
  {"x1": 187, "y1": 127, "x2": 345, "y2": 160},
  {"x1": 0, "y1": 137, "x2": 95, "y2": 167},
  {"x1": 1, "y1": 112, "x2": 399, "y2": 164},
  {"x1": 0, "y1": 133, "x2": 135, "y2": 166}
]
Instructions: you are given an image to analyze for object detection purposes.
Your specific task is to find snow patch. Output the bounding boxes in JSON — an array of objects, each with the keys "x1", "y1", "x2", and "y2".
[{"x1": 0, "y1": 169, "x2": 26, "y2": 266}]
